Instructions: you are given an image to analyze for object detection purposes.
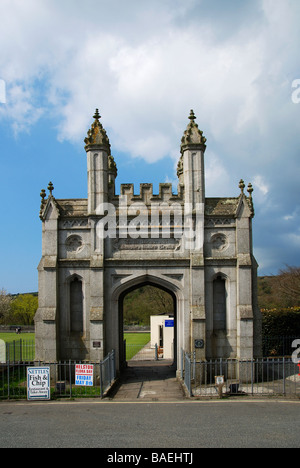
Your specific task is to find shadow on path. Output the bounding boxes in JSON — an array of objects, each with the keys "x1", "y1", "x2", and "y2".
[{"x1": 109, "y1": 360, "x2": 186, "y2": 401}]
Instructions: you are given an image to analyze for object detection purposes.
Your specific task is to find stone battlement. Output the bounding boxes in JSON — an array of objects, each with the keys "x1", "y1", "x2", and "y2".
[{"x1": 109, "y1": 182, "x2": 184, "y2": 206}]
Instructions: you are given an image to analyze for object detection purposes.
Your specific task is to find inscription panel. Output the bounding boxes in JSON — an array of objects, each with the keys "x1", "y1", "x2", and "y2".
[{"x1": 113, "y1": 238, "x2": 181, "y2": 252}]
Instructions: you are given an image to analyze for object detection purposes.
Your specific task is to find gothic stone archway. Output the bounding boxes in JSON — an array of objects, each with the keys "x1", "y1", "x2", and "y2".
[
  {"x1": 35, "y1": 109, "x2": 262, "y2": 373},
  {"x1": 113, "y1": 276, "x2": 178, "y2": 371}
]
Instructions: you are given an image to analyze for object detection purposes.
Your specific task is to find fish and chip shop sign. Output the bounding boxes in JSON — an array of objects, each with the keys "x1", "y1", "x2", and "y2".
[
  {"x1": 27, "y1": 367, "x2": 50, "y2": 401},
  {"x1": 75, "y1": 364, "x2": 94, "y2": 386}
]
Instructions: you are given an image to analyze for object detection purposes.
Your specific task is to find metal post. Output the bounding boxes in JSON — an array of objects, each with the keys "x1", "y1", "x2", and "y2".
[
  {"x1": 181, "y1": 348, "x2": 183, "y2": 379},
  {"x1": 99, "y1": 360, "x2": 103, "y2": 398},
  {"x1": 109, "y1": 352, "x2": 113, "y2": 384},
  {"x1": 7, "y1": 359, "x2": 10, "y2": 400},
  {"x1": 251, "y1": 359, "x2": 254, "y2": 395},
  {"x1": 193, "y1": 351, "x2": 196, "y2": 381},
  {"x1": 111, "y1": 349, "x2": 116, "y2": 381},
  {"x1": 282, "y1": 357, "x2": 285, "y2": 395},
  {"x1": 69, "y1": 360, "x2": 72, "y2": 399},
  {"x1": 155, "y1": 344, "x2": 158, "y2": 361}
]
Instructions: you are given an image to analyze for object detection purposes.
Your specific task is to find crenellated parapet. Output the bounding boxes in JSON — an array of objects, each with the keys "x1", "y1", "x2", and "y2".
[{"x1": 109, "y1": 182, "x2": 184, "y2": 206}]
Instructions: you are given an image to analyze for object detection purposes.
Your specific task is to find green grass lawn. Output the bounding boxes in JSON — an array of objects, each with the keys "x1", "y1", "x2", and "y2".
[
  {"x1": 1, "y1": 333, "x2": 147, "y2": 347},
  {"x1": 0, "y1": 331, "x2": 151, "y2": 400},
  {"x1": 124, "y1": 332, "x2": 150, "y2": 345},
  {"x1": 124, "y1": 332, "x2": 150, "y2": 360},
  {"x1": 0, "y1": 332, "x2": 35, "y2": 343},
  {"x1": 0, "y1": 333, "x2": 35, "y2": 361},
  {"x1": 0, "y1": 332, "x2": 150, "y2": 361}
]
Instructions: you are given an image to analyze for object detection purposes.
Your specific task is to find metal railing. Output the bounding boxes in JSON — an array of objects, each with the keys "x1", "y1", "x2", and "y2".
[
  {"x1": 4, "y1": 336, "x2": 300, "y2": 363},
  {"x1": 183, "y1": 351, "x2": 192, "y2": 397},
  {"x1": 99, "y1": 350, "x2": 116, "y2": 398},
  {"x1": 5, "y1": 339, "x2": 35, "y2": 362},
  {"x1": 0, "y1": 350, "x2": 116, "y2": 400},
  {"x1": 124, "y1": 340, "x2": 159, "y2": 361},
  {"x1": 181, "y1": 350, "x2": 300, "y2": 398}
]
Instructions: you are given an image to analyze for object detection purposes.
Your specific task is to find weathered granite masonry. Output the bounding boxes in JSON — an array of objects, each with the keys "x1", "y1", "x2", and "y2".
[{"x1": 35, "y1": 109, "x2": 262, "y2": 373}]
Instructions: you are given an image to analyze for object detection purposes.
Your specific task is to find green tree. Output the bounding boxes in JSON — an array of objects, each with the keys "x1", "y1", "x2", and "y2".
[
  {"x1": 0, "y1": 289, "x2": 12, "y2": 324},
  {"x1": 274, "y1": 265, "x2": 300, "y2": 307},
  {"x1": 123, "y1": 285, "x2": 174, "y2": 326},
  {"x1": 258, "y1": 266, "x2": 300, "y2": 309},
  {"x1": 10, "y1": 294, "x2": 38, "y2": 325}
]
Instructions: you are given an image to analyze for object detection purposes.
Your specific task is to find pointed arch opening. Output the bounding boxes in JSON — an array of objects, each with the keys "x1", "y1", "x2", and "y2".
[
  {"x1": 213, "y1": 275, "x2": 227, "y2": 332},
  {"x1": 209, "y1": 272, "x2": 232, "y2": 359},
  {"x1": 70, "y1": 276, "x2": 84, "y2": 333},
  {"x1": 118, "y1": 280, "x2": 177, "y2": 373},
  {"x1": 59, "y1": 273, "x2": 87, "y2": 361}
]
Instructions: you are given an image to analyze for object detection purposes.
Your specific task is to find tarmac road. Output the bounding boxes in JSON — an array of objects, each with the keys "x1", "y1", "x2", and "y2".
[{"x1": 0, "y1": 399, "x2": 299, "y2": 449}]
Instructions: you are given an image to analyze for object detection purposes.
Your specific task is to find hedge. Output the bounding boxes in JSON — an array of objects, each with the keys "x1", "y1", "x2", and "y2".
[{"x1": 261, "y1": 307, "x2": 300, "y2": 337}]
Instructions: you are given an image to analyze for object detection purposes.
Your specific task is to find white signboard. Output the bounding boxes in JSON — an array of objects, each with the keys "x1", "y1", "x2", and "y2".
[
  {"x1": 215, "y1": 375, "x2": 225, "y2": 386},
  {"x1": 27, "y1": 367, "x2": 50, "y2": 400},
  {"x1": 0, "y1": 339, "x2": 6, "y2": 363},
  {"x1": 75, "y1": 364, "x2": 94, "y2": 386}
]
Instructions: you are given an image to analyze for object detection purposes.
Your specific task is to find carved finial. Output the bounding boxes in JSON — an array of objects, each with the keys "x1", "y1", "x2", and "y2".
[
  {"x1": 189, "y1": 109, "x2": 196, "y2": 122},
  {"x1": 181, "y1": 109, "x2": 206, "y2": 153},
  {"x1": 239, "y1": 179, "x2": 245, "y2": 194},
  {"x1": 39, "y1": 189, "x2": 46, "y2": 219},
  {"x1": 48, "y1": 181, "x2": 54, "y2": 196},
  {"x1": 84, "y1": 109, "x2": 111, "y2": 153},
  {"x1": 247, "y1": 183, "x2": 254, "y2": 216},
  {"x1": 108, "y1": 155, "x2": 118, "y2": 177},
  {"x1": 93, "y1": 108, "x2": 101, "y2": 120},
  {"x1": 247, "y1": 183, "x2": 253, "y2": 198}
]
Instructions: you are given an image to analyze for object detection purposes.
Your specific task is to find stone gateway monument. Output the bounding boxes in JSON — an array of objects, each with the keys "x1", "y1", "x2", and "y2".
[{"x1": 35, "y1": 109, "x2": 262, "y2": 373}]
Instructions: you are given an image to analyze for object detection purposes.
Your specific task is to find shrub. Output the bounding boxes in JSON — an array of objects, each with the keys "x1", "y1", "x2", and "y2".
[{"x1": 261, "y1": 306, "x2": 300, "y2": 337}]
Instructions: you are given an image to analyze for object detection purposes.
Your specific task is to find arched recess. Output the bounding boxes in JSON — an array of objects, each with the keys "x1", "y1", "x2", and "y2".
[
  {"x1": 64, "y1": 273, "x2": 85, "y2": 334},
  {"x1": 109, "y1": 274, "x2": 182, "y2": 373},
  {"x1": 70, "y1": 276, "x2": 84, "y2": 333},
  {"x1": 210, "y1": 272, "x2": 231, "y2": 359},
  {"x1": 213, "y1": 274, "x2": 227, "y2": 332},
  {"x1": 59, "y1": 273, "x2": 86, "y2": 361}
]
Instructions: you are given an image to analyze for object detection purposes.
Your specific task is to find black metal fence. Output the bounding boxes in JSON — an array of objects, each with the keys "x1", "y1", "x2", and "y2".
[
  {"x1": 3, "y1": 335, "x2": 299, "y2": 364},
  {"x1": 181, "y1": 350, "x2": 300, "y2": 398},
  {"x1": 0, "y1": 351, "x2": 116, "y2": 400},
  {"x1": 5, "y1": 339, "x2": 35, "y2": 362}
]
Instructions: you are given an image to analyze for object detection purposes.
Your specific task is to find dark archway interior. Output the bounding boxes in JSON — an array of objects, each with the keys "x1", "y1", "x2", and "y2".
[{"x1": 118, "y1": 281, "x2": 177, "y2": 373}]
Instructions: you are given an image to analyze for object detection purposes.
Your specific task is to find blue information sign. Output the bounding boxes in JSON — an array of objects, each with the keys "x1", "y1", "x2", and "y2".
[{"x1": 165, "y1": 320, "x2": 174, "y2": 328}]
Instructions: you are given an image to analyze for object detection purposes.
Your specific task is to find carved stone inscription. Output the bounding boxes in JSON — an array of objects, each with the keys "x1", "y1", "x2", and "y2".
[{"x1": 113, "y1": 238, "x2": 181, "y2": 251}]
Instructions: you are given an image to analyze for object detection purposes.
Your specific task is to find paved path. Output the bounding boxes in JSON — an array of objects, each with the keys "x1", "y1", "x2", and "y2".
[
  {"x1": 110, "y1": 360, "x2": 186, "y2": 401},
  {"x1": 129, "y1": 342, "x2": 156, "y2": 361}
]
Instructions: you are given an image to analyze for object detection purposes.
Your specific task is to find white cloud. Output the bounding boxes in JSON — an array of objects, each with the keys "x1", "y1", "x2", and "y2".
[
  {"x1": 205, "y1": 152, "x2": 231, "y2": 197},
  {"x1": 0, "y1": 79, "x2": 6, "y2": 104},
  {"x1": 0, "y1": 0, "x2": 298, "y2": 164},
  {"x1": 253, "y1": 175, "x2": 269, "y2": 197},
  {"x1": 287, "y1": 232, "x2": 300, "y2": 248},
  {"x1": 0, "y1": 0, "x2": 300, "y2": 278},
  {"x1": 0, "y1": 83, "x2": 44, "y2": 135}
]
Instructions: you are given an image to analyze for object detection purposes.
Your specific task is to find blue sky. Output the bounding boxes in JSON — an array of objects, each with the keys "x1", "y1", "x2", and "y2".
[{"x1": 0, "y1": 0, "x2": 299, "y2": 294}]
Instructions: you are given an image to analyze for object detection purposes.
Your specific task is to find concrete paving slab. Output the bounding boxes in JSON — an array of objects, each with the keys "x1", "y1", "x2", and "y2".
[{"x1": 110, "y1": 360, "x2": 186, "y2": 401}]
